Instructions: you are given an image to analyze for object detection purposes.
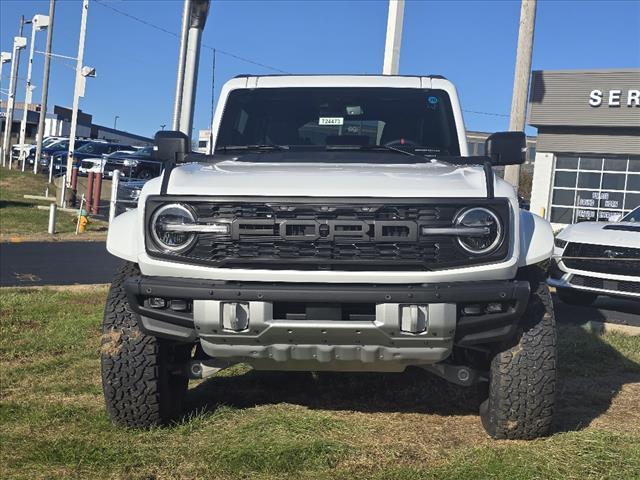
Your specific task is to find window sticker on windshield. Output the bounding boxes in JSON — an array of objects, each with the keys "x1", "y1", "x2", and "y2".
[
  {"x1": 319, "y1": 117, "x2": 344, "y2": 126},
  {"x1": 427, "y1": 96, "x2": 439, "y2": 105}
]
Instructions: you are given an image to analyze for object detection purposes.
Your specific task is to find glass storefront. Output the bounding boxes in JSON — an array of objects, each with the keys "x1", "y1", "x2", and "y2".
[{"x1": 549, "y1": 155, "x2": 640, "y2": 224}]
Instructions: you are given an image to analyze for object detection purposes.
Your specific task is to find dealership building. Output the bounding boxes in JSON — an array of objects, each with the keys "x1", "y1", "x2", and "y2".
[{"x1": 528, "y1": 68, "x2": 640, "y2": 225}]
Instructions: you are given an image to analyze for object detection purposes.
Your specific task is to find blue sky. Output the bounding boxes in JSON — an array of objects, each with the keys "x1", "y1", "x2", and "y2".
[{"x1": 1, "y1": 0, "x2": 639, "y2": 139}]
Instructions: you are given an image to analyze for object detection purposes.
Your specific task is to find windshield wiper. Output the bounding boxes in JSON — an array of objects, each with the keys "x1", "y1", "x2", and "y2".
[
  {"x1": 325, "y1": 144, "x2": 420, "y2": 158},
  {"x1": 215, "y1": 144, "x2": 290, "y2": 152}
]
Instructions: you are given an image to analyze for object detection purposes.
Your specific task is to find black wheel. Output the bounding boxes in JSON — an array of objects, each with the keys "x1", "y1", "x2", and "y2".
[
  {"x1": 556, "y1": 288, "x2": 597, "y2": 306},
  {"x1": 480, "y1": 267, "x2": 557, "y2": 439},
  {"x1": 101, "y1": 262, "x2": 192, "y2": 428}
]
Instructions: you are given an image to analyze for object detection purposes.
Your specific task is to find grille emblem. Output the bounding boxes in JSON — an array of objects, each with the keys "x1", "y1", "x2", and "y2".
[{"x1": 603, "y1": 249, "x2": 624, "y2": 259}]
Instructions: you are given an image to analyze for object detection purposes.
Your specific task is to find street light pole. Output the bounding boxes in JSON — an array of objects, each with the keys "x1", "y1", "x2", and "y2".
[
  {"x1": 2, "y1": 16, "x2": 27, "y2": 168},
  {"x1": 382, "y1": 0, "x2": 405, "y2": 75},
  {"x1": 177, "y1": 0, "x2": 210, "y2": 139},
  {"x1": 172, "y1": 0, "x2": 191, "y2": 131},
  {"x1": 19, "y1": 14, "x2": 50, "y2": 172},
  {"x1": 504, "y1": 0, "x2": 537, "y2": 190},
  {"x1": 113, "y1": 115, "x2": 119, "y2": 130},
  {"x1": 34, "y1": 0, "x2": 56, "y2": 174},
  {"x1": 66, "y1": 0, "x2": 89, "y2": 188}
]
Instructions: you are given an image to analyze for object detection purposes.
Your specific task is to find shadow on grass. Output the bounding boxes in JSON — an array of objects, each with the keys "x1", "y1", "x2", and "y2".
[
  {"x1": 186, "y1": 366, "x2": 484, "y2": 419},
  {"x1": 184, "y1": 301, "x2": 639, "y2": 434}
]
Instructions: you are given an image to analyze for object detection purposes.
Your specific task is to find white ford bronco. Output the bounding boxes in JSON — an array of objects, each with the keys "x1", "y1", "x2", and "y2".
[{"x1": 102, "y1": 75, "x2": 556, "y2": 439}]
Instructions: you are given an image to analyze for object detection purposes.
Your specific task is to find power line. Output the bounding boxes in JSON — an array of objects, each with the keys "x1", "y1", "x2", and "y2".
[
  {"x1": 463, "y1": 109, "x2": 510, "y2": 118},
  {"x1": 93, "y1": 0, "x2": 288, "y2": 74}
]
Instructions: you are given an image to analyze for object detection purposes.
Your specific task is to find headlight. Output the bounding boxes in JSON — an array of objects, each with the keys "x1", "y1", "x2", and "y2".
[
  {"x1": 554, "y1": 237, "x2": 567, "y2": 249},
  {"x1": 150, "y1": 203, "x2": 197, "y2": 253},
  {"x1": 123, "y1": 159, "x2": 139, "y2": 167},
  {"x1": 454, "y1": 207, "x2": 503, "y2": 254}
]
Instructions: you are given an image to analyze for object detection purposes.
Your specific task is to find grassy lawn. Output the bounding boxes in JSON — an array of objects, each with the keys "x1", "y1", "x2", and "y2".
[
  {"x1": 1, "y1": 287, "x2": 639, "y2": 479},
  {"x1": 0, "y1": 167, "x2": 108, "y2": 241}
]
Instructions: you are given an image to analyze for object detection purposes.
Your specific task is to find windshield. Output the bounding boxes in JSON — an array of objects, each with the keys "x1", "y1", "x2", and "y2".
[
  {"x1": 622, "y1": 206, "x2": 640, "y2": 222},
  {"x1": 215, "y1": 87, "x2": 460, "y2": 156},
  {"x1": 76, "y1": 142, "x2": 107, "y2": 154}
]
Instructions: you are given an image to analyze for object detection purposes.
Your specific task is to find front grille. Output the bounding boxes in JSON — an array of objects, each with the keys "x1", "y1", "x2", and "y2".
[
  {"x1": 146, "y1": 197, "x2": 511, "y2": 271},
  {"x1": 570, "y1": 275, "x2": 640, "y2": 294},
  {"x1": 563, "y1": 243, "x2": 640, "y2": 277},
  {"x1": 80, "y1": 160, "x2": 94, "y2": 169}
]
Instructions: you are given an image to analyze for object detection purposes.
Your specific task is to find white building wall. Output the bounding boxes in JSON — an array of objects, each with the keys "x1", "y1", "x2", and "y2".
[{"x1": 529, "y1": 152, "x2": 554, "y2": 219}]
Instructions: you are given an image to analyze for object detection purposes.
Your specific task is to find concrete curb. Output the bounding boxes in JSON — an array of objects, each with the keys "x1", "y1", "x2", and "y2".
[{"x1": 581, "y1": 321, "x2": 640, "y2": 337}]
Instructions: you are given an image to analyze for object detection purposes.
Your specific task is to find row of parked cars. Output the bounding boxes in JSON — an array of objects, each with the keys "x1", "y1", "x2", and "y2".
[{"x1": 15, "y1": 136, "x2": 163, "y2": 180}]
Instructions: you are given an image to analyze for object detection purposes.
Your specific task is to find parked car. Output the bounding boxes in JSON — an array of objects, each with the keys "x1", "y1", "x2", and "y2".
[
  {"x1": 103, "y1": 74, "x2": 556, "y2": 440},
  {"x1": 548, "y1": 205, "x2": 640, "y2": 304},
  {"x1": 38, "y1": 139, "x2": 92, "y2": 173},
  {"x1": 102, "y1": 146, "x2": 161, "y2": 179},
  {"x1": 47, "y1": 141, "x2": 133, "y2": 175},
  {"x1": 79, "y1": 149, "x2": 137, "y2": 177}
]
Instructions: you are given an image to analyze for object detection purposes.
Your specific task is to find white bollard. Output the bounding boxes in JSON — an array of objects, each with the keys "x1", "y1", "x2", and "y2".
[
  {"x1": 109, "y1": 169, "x2": 120, "y2": 223},
  {"x1": 48, "y1": 155, "x2": 54, "y2": 184},
  {"x1": 60, "y1": 174, "x2": 66, "y2": 208},
  {"x1": 48, "y1": 203, "x2": 57, "y2": 234}
]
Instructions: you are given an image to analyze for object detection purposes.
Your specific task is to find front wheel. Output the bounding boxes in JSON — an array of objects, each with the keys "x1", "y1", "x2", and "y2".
[
  {"x1": 480, "y1": 268, "x2": 557, "y2": 439},
  {"x1": 101, "y1": 262, "x2": 192, "y2": 428}
]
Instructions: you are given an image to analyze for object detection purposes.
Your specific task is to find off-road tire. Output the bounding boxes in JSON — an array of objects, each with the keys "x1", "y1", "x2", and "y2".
[
  {"x1": 480, "y1": 267, "x2": 556, "y2": 439},
  {"x1": 556, "y1": 288, "x2": 597, "y2": 306},
  {"x1": 101, "y1": 262, "x2": 191, "y2": 428}
]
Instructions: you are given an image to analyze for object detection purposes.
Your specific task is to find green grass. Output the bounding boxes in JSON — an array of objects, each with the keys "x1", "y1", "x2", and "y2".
[
  {"x1": 0, "y1": 167, "x2": 107, "y2": 238},
  {"x1": 1, "y1": 287, "x2": 639, "y2": 480}
]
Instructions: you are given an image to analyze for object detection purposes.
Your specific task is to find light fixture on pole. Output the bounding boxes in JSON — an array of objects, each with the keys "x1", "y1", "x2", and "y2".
[
  {"x1": 19, "y1": 14, "x2": 50, "y2": 172},
  {"x1": 113, "y1": 115, "x2": 119, "y2": 130},
  {"x1": 1, "y1": 35, "x2": 27, "y2": 168},
  {"x1": 0, "y1": 52, "x2": 12, "y2": 95}
]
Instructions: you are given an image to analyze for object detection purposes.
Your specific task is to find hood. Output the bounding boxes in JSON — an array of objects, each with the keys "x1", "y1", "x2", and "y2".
[
  {"x1": 558, "y1": 221, "x2": 640, "y2": 248},
  {"x1": 160, "y1": 160, "x2": 515, "y2": 199}
]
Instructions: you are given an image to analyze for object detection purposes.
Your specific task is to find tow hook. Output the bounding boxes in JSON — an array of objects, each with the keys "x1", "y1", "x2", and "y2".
[
  {"x1": 421, "y1": 363, "x2": 485, "y2": 386},
  {"x1": 186, "y1": 359, "x2": 234, "y2": 379}
]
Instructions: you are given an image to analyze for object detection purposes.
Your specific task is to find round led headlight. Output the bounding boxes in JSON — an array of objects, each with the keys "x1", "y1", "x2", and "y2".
[
  {"x1": 454, "y1": 207, "x2": 503, "y2": 254},
  {"x1": 150, "y1": 203, "x2": 197, "y2": 253}
]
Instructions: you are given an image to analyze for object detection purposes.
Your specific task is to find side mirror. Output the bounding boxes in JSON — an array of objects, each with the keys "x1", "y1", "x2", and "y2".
[
  {"x1": 485, "y1": 131, "x2": 526, "y2": 166},
  {"x1": 153, "y1": 130, "x2": 190, "y2": 163}
]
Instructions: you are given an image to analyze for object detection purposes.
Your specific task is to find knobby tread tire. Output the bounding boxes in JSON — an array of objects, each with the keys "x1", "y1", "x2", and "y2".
[
  {"x1": 480, "y1": 267, "x2": 557, "y2": 440},
  {"x1": 101, "y1": 262, "x2": 190, "y2": 428}
]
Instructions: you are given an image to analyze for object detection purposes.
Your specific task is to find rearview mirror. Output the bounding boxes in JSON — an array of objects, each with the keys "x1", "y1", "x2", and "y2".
[
  {"x1": 153, "y1": 130, "x2": 190, "y2": 163},
  {"x1": 485, "y1": 131, "x2": 526, "y2": 166}
]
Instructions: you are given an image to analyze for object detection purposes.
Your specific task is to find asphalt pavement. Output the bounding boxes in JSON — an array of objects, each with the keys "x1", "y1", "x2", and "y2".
[
  {"x1": 0, "y1": 241, "x2": 122, "y2": 287},
  {"x1": 1, "y1": 241, "x2": 638, "y2": 325}
]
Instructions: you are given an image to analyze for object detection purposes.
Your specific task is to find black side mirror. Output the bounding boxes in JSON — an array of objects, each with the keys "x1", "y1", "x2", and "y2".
[
  {"x1": 153, "y1": 130, "x2": 190, "y2": 163},
  {"x1": 485, "y1": 131, "x2": 526, "y2": 166}
]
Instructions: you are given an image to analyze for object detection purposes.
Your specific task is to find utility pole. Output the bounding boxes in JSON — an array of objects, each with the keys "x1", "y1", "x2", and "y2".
[
  {"x1": 2, "y1": 16, "x2": 27, "y2": 168},
  {"x1": 172, "y1": 0, "x2": 191, "y2": 131},
  {"x1": 66, "y1": 0, "x2": 89, "y2": 188},
  {"x1": 34, "y1": 0, "x2": 56, "y2": 174},
  {"x1": 382, "y1": 0, "x2": 405, "y2": 75},
  {"x1": 504, "y1": 0, "x2": 537, "y2": 189},
  {"x1": 19, "y1": 14, "x2": 50, "y2": 172}
]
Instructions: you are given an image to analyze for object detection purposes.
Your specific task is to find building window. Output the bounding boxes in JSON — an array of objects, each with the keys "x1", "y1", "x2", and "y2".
[
  {"x1": 549, "y1": 154, "x2": 640, "y2": 224},
  {"x1": 198, "y1": 140, "x2": 207, "y2": 148}
]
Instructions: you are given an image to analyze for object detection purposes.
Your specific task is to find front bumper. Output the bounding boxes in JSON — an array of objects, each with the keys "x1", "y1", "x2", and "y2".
[
  {"x1": 548, "y1": 258, "x2": 640, "y2": 299},
  {"x1": 124, "y1": 276, "x2": 530, "y2": 371}
]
